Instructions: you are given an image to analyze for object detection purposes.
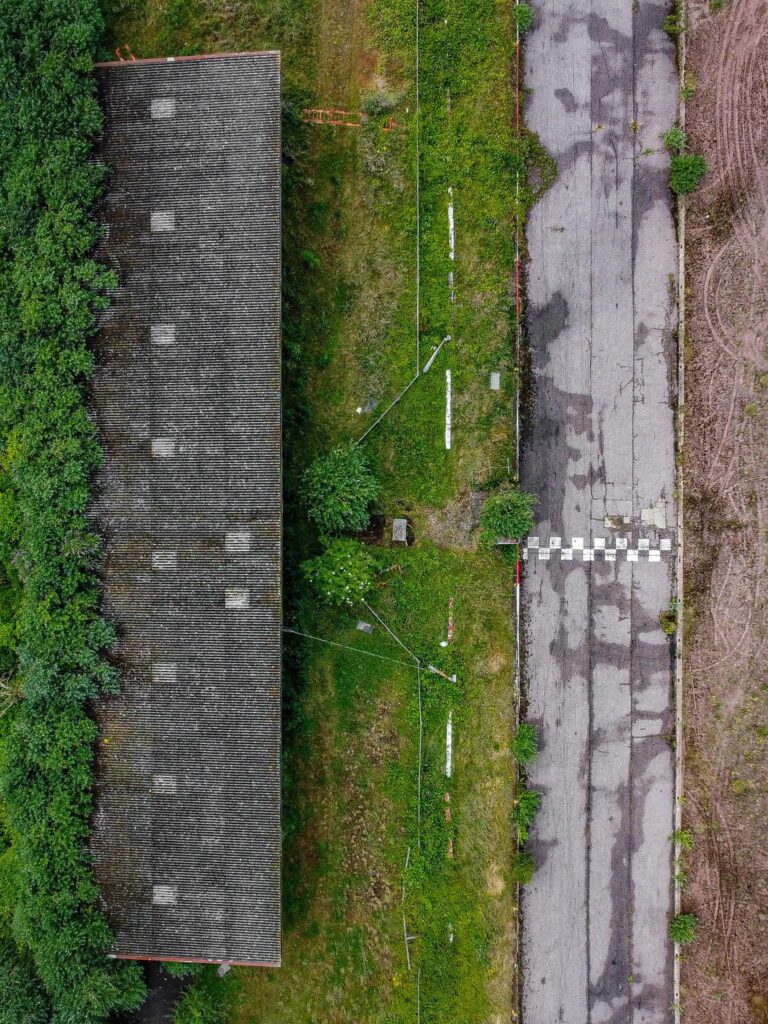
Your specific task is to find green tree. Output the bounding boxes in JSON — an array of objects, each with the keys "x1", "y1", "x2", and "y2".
[
  {"x1": 303, "y1": 446, "x2": 380, "y2": 534},
  {"x1": 0, "y1": 0, "x2": 146, "y2": 1018},
  {"x1": 303, "y1": 538, "x2": 378, "y2": 607},
  {"x1": 0, "y1": 936, "x2": 49, "y2": 1024},
  {"x1": 480, "y1": 488, "x2": 537, "y2": 545}
]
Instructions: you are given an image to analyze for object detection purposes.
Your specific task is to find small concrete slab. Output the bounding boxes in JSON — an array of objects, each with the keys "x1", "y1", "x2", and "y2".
[
  {"x1": 490, "y1": 371, "x2": 501, "y2": 390},
  {"x1": 356, "y1": 621, "x2": 374, "y2": 634},
  {"x1": 392, "y1": 518, "x2": 408, "y2": 544}
]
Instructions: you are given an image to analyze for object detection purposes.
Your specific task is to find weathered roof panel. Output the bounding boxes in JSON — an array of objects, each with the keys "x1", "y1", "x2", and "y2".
[{"x1": 89, "y1": 51, "x2": 282, "y2": 967}]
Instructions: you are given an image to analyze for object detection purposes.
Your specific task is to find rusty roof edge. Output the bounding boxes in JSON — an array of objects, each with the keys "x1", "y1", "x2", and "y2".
[
  {"x1": 94, "y1": 50, "x2": 280, "y2": 69},
  {"x1": 112, "y1": 952, "x2": 281, "y2": 968}
]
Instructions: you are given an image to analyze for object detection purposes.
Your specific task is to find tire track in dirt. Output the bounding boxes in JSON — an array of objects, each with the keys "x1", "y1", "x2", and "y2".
[{"x1": 684, "y1": 1, "x2": 768, "y2": 1021}]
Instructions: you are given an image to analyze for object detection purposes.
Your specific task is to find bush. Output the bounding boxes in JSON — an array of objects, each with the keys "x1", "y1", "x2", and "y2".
[
  {"x1": 162, "y1": 962, "x2": 207, "y2": 979},
  {"x1": 670, "y1": 154, "x2": 706, "y2": 195},
  {"x1": 662, "y1": 125, "x2": 686, "y2": 154},
  {"x1": 479, "y1": 488, "x2": 537, "y2": 545},
  {"x1": 303, "y1": 446, "x2": 380, "y2": 534},
  {"x1": 511, "y1": 851, "x2": 535, "y2": 885},
  {"x1": 668, "y1": 912, "x2": 698, "y2": 944},
  {"x1": 0, "y1": 0, "x2": 146, "y2": 1018},
  {"x1": 663, "y1": 8, "x2": 685, "y2": 35},
  {"x1": 173, "y1": 966, "x2": 239, "y2": 1024},
  {"x1": 0, "y1": 936, "x2": 49, "y2": 1024},
  {"x1": 671, "y1": 827, "x2": 694, "y2": 851},
  {"x1": 302, "y1": 538, "x2": 378, "y2": 607},
  {"x1": 362, "y1": 90, "x2": 397, "y2": 117},
  {"x1": 511, "y1": 722, "x2": 539, "y2": 765},
  {"x1": 514, "y1": 3, "x2": 534, "y2": 32},
  {"x1": 513, "y1": 788, "x2": 540, "y2": 843}
]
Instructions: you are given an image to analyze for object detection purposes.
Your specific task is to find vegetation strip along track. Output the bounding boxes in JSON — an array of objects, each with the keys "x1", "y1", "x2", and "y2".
[{"x1": 0, "y1": 0, "x2": 552, "y2": 1021}]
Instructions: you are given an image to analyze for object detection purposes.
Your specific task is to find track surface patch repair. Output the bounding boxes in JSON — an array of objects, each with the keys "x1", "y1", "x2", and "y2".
[{"x1": 521, "y1": 3, "x2": 678, "y2": 1022}]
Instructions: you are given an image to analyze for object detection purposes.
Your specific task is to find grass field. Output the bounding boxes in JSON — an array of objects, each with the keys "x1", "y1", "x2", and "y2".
[{"x1": 100, "y1": 0, "x2": 542, "y2": 1020}]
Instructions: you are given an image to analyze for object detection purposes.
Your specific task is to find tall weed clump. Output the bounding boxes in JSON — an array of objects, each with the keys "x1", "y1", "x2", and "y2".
[{"x1": 0, "y1": 1, "x2": 145, "y2": 1019}]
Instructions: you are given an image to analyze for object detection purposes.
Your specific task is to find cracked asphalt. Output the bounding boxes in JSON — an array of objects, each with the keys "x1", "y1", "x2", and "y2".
[{"x1": 520, "y1": 3, "x2": 678, "y2": 1022}]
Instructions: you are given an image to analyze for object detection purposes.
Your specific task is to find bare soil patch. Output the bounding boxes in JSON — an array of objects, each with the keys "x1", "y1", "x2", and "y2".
[{"x1": 683, "y1": 2, "x2": 768, "y2": 1020}]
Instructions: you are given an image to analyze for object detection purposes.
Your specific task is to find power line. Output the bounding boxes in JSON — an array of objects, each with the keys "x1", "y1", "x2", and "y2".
[{"x1": 282, "y1": 627, "x2": 415, "y2": 669}]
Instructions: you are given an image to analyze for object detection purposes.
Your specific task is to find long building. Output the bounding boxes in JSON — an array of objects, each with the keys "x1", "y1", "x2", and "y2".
[{"x1": 89, "y1": 51, "x2": 282, "y2": 967}]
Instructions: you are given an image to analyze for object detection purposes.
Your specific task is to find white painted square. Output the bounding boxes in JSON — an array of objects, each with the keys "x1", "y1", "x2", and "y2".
[
  {"x1": 522, "y1": 547, "x2": 528, "y2": 561},
  {"x1": 605, "y1": 550, "x2": 616, "y2": 562},
  {"x1": 582, "y1": 548, "x2": 594, "y2": 561},
  {"x1": 152, "y1": 885, "x2": 178, "y2": 906},
  {"x1": 649, "y1": 549, "x2": 661, "y2": 562},
  {"x1": 225, "y1": 531, "x2": 251, "y2": 554},
  {"x1": 151, "y1": 210, "x2": 175, "y2": 232},
  {"x1": 660, "y1": 538, "x2": 672, "y2": 551},
  {"x1": 152, "y1": 550, "x2": 177, "y2": 571},
  {"x1": 151, "y1": 437, "x2": 176, "y2": 458},
  {"x1": 616, "y1": 537, "x2": 628, "y2": 550},
  {"x1": 550, "y1": 536, "x2": 561, "y2": 550},
  {"x1": 151, "y1": 324, "x2": 176, "y2": 345},
  {"x1": 527, "y1": 537, "x2": 539, "y2": 549},
  {"x1": 560, "y1": 548, "x2": 573, "y2": 560},
  {"x1": 152, "y1": 774, "x2": 177, "y2": 795},
  {"x1": 538, "y1": 548, "x2": 550, "y2": 560},
  {"x1": 225, "y1": 588, "x2": 250, "y2": 610},
  {"x1": 151, "y1": 662, "x2": 177, "y2": 684},
  {"x1": 572, "y1": 537, "x2": 584, "y2": 550},
  {"x1": 489, "y1": 371, "x2": 501, "y2": 391},
  {"x1": 627, "y1": 549, "x2": 639, "y2": 562},
  {"x1": 151, "y1": 97, "x2": 176, "y2": 119},
  {"x1": 593, "y1": 537, "x2": 605, "y2": 549},
  {"x1": 638, "y1": 538, "x2": 650, "y2": 550}
]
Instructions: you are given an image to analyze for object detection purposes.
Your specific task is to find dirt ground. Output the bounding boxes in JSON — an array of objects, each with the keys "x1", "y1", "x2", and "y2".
[{"x1": 683, "y1": 2, "x2": 768, "y2": 1021}]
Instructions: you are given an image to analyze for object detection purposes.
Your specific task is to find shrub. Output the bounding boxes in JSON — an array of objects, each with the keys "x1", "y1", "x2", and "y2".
[
  {"x1": 514, "y1": 3, "x2": 534, "y2": 32},
  {"x1": 302, "y1": 538, "x2": 378, "y2": 607},
  {"x1": 303, "y1": 446, "x2": 380, "y2": 534},
  {"x1": 0, "y1": 0, "x2": 146, "y2": 1018},
  {"x1": 660, "y1": 598, "x2": 678, "y2": 635},
  {"x1": 513, "y1": 788, "x2": 540, "y2": 843},
  {"x1": 362, "y1": 90, "x2": 397, "y2": 117},
  {"x1": 173, "y1": 966, "x2": 239, "y2": 1024},
  {"x1": 663, "y1": 8, "x2": 685, "y2": 35},
  {"x1": 511, "y1": 851, "x2": 535, "y2": 885},
  {"x1": 662, "y1": 125, "x2": 686, "y2": 154},
  {"x1": 479, "y1": 488, "x2": 537, "y2": 545},
  {"x1": 511, "y1": 722, "x2": 539, "y2": 765},
  {"x1": 671, "y1": 827, "x2": 694, "y2": 851},
  {"x1": 0, "y1": 936, "x2": 49, "y2": 1024},
  {"x1": 670, "y1": 154, "x2": 706, "y2": 195},
  {"x1": 162, "y1": 962, "x2": 207, "y2": 979},
  {"x1": 668, "y1": 912, "x2": 698, "y2": 944}
]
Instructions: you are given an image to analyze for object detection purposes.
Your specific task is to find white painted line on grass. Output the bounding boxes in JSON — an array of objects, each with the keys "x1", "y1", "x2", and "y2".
[{"x1": 445, "y1": 369, "x2": 452, "y2": 449}]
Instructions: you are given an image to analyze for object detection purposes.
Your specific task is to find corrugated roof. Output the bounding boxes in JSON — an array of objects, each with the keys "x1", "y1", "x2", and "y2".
[{"x1": 89, "y1": 52, "x2": 282, "y2": 967}]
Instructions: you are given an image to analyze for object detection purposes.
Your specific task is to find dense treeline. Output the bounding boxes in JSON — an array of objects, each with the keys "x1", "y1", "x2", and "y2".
[{"x1": 0, "y1": 2, "x2": 145, "y2": 1020}]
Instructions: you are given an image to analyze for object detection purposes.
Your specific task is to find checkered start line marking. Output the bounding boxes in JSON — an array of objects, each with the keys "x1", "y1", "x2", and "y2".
[{"x1": 522, "y1": 536, "x2": 673, "y2": 563}]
